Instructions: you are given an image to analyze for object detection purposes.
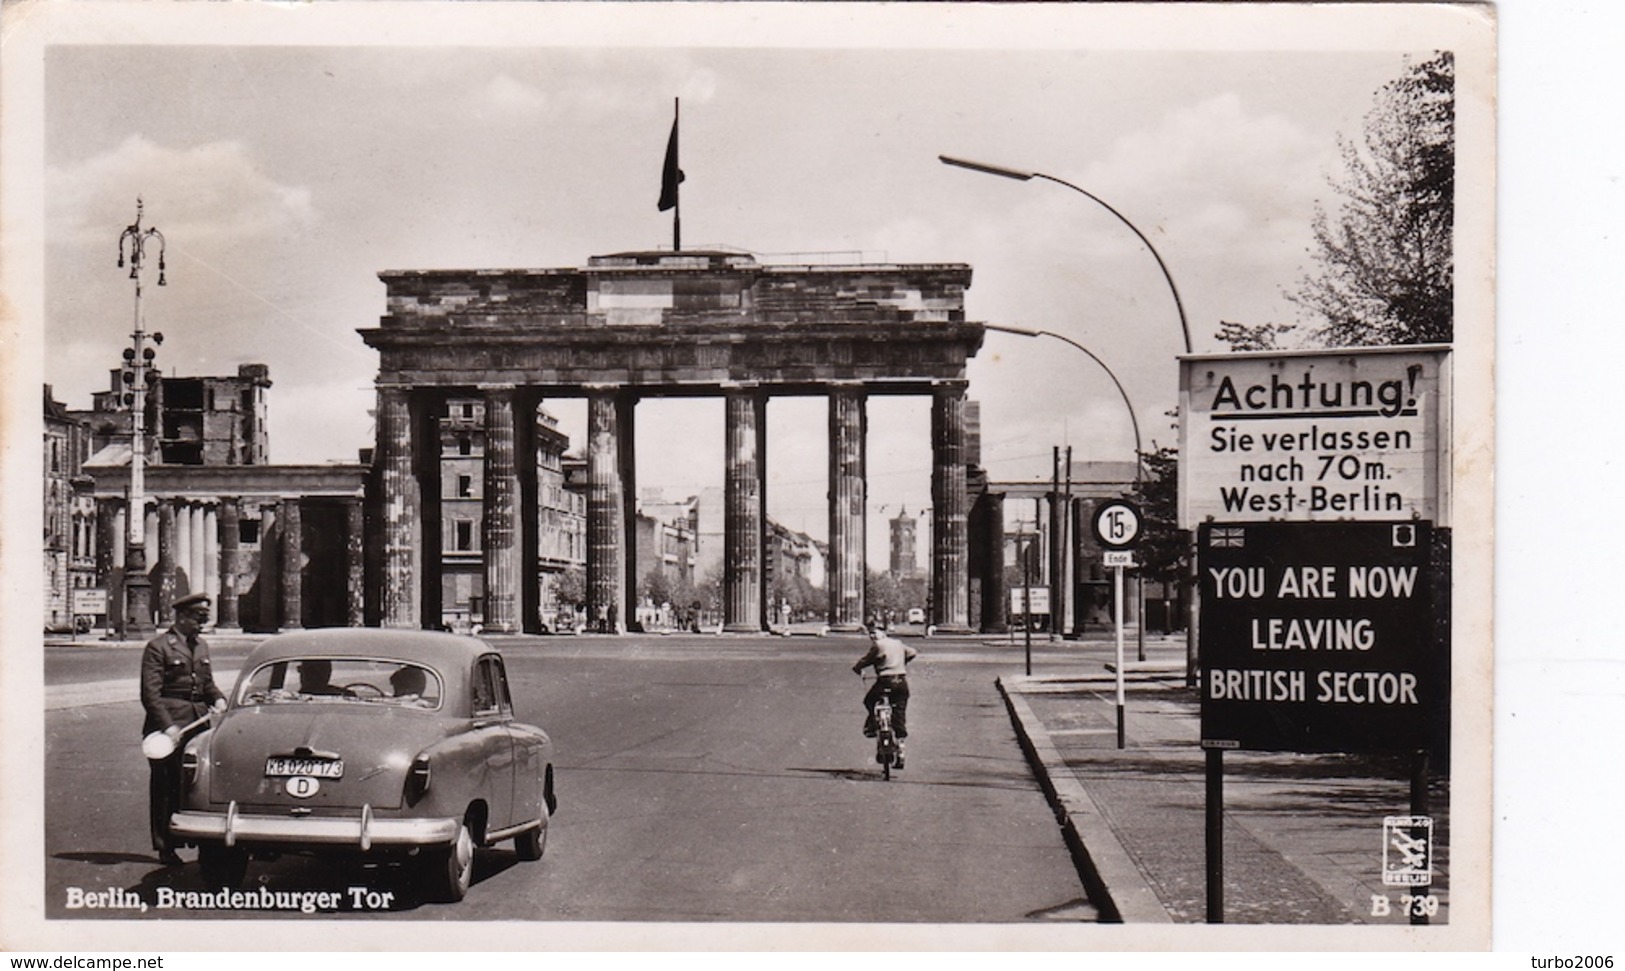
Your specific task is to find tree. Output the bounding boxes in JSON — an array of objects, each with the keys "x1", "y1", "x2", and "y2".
[
  {"x1": 768, "y1": 572, "x2": 823, "y2": 621},
  {"x1": 1129, "y1": 445, "x2": 1189, "y2": 589},
  {"x1": 668, "y1": 572, "x2": 699, "y2": 613},
  {"x1": 1129, "y1": 444, "x2": 1192, "y2": 635},
  {"x1": 1213, "y1": 320, "x2": 1297, "y2": 352},
  {"x1": 639, "y1": 567, "x2": 674, "y2": 607},
  {"x1": 694, "y1": 565, "x2": 724, "y2": 618},
  {"x1": 863, "y1": 570, "x2": 901, "y2": 625},
  {"x1": 1291, "y1": 51, "x2": 1454, "y2": 346},
  {"x1": 554, "y1": 567, "x2": 586, "y2": 608}
]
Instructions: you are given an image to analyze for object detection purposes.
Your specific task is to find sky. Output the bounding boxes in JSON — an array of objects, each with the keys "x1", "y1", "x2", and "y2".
[{"x1": 41, "y1": 8, "x2": 1427, "y2": 561}]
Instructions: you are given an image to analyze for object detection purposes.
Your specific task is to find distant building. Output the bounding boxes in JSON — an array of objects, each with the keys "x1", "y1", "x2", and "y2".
[
  {"x1": 438, "y1": 397, "x2": 486, "y2": 630},
  {"x1": 436, "y1": 397, "x2": 584, "y2": 631},
  {"x1": 43, "y1": 386, "x2": 96, "y2": 631},
  {"x1": 635, "y1": 492, "x2": 698, "y2": 592},
  {"x1": 692, "y1": 486, "x2": 725, "y2": 583},
  {"x1": 888, "y1": 505, "x2": 919, "y2": 578},
  {"x1": 765, "y1": 523, "x2": 828, "y2": 623},
  {"x1": 62, "y1": 358, "x2": 368, "y2": 635},
  {"x1": 74, "y1": 363, "x2": 271, "y2": 466},
  {"x1": 633, "y1": 496, "x2": 698, "y2": 629},
  {"x1": 534, "y1": 412, "x2": 581, "y2": 617}
]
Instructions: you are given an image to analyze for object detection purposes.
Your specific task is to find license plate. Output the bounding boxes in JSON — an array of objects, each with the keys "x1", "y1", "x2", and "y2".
[{"x1": 265, "y1": 757, "x2": 344, "y2": 779}]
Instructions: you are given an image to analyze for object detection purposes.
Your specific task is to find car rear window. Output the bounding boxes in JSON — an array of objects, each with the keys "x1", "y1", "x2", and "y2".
[{"x1": 238, "y1": 657, "x2": 442, "y2": 710}]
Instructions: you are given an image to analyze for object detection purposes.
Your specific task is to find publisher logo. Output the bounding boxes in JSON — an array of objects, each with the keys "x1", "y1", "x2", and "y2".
[{"x1": 1382, "y1": 815, "x2": 1433, "y2": 887}]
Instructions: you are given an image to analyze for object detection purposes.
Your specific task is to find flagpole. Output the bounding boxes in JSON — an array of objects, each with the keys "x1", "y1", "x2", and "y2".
[
  {"x1": 659, "y1": 97, "x2": 684, "y2": 251},
  {"x1": 672, "y1": 97, "x2": 681, "y2": 252}
]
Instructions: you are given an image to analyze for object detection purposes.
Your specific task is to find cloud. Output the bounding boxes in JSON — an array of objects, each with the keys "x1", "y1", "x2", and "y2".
[
  {"x1": 1079, "y1": 93, "x2": 1328, "y2": 261},
  {"x1": 46, "y1": 135, "x2": 315, "y2": 247},
  {"x1": 475, "y1": 74, "x2": 550, "y2": 114},
  {"x1": 261, "y1": 377, "x2": 376, "y2": 466}
]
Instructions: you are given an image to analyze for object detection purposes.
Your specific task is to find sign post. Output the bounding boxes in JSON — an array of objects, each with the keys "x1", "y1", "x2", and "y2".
[
  {"x1": 1178, "y1": 347, "x2": 1452, "y2": 924},
  {"x1": 1093, "y1": 500, "x2": 1143, "y2": 749}
]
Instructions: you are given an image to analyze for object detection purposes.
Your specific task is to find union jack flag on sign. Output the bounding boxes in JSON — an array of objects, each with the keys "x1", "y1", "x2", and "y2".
[{"x1": 1210, "y1": 527, "x2": 1246, "y2": 548}]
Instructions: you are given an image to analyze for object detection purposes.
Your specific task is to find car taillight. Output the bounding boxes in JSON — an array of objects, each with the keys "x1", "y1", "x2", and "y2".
[
  {"x1": 181, "y1": 751, "x2": 199, "y2": 787},
  {"x1": 407, "y1": 756, "x2": 431, "y2": 803}
]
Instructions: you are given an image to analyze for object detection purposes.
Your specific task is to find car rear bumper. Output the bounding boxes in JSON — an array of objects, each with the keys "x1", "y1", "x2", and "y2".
[{"x1": 171, "y1": 802, "x2": 459, "y2": 851}]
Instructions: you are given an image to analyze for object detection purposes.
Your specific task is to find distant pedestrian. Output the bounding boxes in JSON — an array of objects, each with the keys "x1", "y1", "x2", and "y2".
[{"x1": 139, "y1": 592, "x2": 226, "y2": 866}]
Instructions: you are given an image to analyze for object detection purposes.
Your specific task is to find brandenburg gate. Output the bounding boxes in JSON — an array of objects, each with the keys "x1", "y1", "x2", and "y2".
[{"x1": 360, "y1": 251, "x2": 985, "y2": 634}]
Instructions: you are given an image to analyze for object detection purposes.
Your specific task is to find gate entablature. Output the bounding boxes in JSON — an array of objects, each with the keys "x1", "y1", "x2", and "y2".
[
  {"x1": 361, "y1": 254, "x2": 982, "y2": 391},
  {"x1": 361, "y1": 252, "x2": 984, "y2": 635}
]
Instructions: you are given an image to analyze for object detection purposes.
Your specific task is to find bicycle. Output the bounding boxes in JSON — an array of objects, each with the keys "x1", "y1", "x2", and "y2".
[{"x1": 863, "y1": 676, "x2": 904, "y2": 780}]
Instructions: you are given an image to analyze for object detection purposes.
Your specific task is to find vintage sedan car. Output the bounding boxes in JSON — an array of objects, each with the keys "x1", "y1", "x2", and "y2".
[{"x1": 169, "y1": 628, "x2": 556, "y2": 901}]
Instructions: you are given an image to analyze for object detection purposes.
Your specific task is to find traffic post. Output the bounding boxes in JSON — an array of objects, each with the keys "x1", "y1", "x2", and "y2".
[{"x1": 1093, "y1": 499, "x2": 1143, "y2": 749}]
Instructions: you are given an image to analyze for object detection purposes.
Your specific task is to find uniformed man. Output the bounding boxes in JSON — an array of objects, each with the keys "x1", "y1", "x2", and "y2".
[{"x1": 139, "y1": 591, "x2": 226, "y2": 866}]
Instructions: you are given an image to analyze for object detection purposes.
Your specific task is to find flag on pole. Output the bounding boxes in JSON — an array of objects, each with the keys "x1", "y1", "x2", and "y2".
[{"x1": 658, "y1": 104, "x2": 684, "y2": 212}]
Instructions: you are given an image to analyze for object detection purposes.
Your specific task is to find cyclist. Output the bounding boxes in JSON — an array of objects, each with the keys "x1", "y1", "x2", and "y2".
[{"x1": 852, "y1": 622, "x2": 918, "y2": 767}]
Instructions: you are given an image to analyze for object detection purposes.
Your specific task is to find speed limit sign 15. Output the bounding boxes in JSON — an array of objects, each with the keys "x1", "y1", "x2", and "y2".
[{"x1": 1092, "y1": 499, "x2": 1143, "y2": 550}]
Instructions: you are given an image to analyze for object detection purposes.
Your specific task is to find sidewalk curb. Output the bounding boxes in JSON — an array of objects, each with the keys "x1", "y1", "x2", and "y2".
[{"x1": 997, "y1": 675, "x2": 1173, "y2": 924}]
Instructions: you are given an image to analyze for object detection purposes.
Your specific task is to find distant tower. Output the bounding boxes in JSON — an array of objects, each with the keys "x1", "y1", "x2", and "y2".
[{"x1": 889, "y1": 506, "x2": 919, "y2": 578}]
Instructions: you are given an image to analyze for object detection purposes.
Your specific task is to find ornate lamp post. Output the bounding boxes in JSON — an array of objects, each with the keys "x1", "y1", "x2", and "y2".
[{"x1": 115, "y1": 199, "x2": 166, "y2": 639}]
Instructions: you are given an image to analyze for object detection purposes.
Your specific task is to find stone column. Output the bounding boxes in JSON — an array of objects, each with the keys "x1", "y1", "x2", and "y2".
[
  {"x1": 979, "y1": 491, "x2": 1008, "y2": 633},
  {"x1": 378, "y1": 386, "x2": 421, "y2": 629},
  {"x1": 218, "y1": 498, "x2": 241, "y2": 631},
  {"x1": 142, "y1": 505, "x2": 160, "y2": 628},
  {"x1": 723, "y1": 387, "x2": 766, "y2": 632},
  {"x1": 259, "y1": 503, "x2": 278, "y2": 631},
  {"x1": 618, "y1": 394, "x2": 638, "y2": 633},
  {"x1": 100, "y1": 501, "x2": 123, "y2": 634},
  {"x1": 931, "y1": 383, "x2": 971, "y2": 631},
  {"x1": 482, "y1": 386, "x2": 520, "y2": 634},
  {"x1": 586, "y1": 389, "x2": 624, "y2": 633},
  {"x1": 110, "y1": 504, "x2": 127, "y2": 570},
  {"x1": 827, "y1": 386, "x2": 867, "y2": 631},
  {"x1": 157, "y1": 500, "x2": 177, "y2": 625},
  {"x1": 202, "y1": 502, "x2": 219, "y2": 622},
  {"x1": 174, "y1": 502, "x2": 193, "y2": 597},
  {"x1": 280, "y1": 497, "x2": 303, "y2": 630},
  {"x1": 344, "y1": 497, "x2": 365, "y2": 627}
]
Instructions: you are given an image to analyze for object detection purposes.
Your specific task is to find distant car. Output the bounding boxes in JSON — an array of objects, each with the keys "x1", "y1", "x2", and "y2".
[
  {"x1": 169, "y1": 628, "x2": 556, "y2": 901},
  {"x1": 907, "y1": 608, "x2": 926, "y2": 625}
]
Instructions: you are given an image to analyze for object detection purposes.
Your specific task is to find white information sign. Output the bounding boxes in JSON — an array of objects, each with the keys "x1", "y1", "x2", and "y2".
[
  {"x1": 1009, "y1": 587, "x2": 1050, "y2": 616},
  {"x1": 71, "y1": 588, "x2": 107, "y2": 615},
  {"x1": 1103, "y1": 550, "x2": 1137, "y2": 568},
  {"x1": 1178, "y1": 347, "x2": 1451, "y2": 528}
]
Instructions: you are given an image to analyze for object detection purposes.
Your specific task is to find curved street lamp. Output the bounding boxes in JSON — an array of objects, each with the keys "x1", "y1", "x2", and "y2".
[
  {"x1": 947, "y1": 154, "x2": 1191, "y2": 677},
  {"x1": 939, "y1": 154, "x2": 1192, "y2": 355},
  {"x1": 984, "y1": 324, "x2": 1146, "y2": 658},
  {"x1": 983, "y1": 323, "x2": 1142, "y2": 481}
]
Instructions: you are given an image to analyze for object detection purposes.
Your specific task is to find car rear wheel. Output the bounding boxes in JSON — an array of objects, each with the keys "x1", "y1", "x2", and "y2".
[
  {"x1": 428, "y1": 820, "x2": 475, "y2": 902},
  {"x1": 198, "y1": 844, "x2": 248, "y2": 890}
]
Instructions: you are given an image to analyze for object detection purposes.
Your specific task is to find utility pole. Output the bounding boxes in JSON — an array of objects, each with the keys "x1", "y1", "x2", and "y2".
[
  {"x1": 1063, "y1": 445, "x2": 1073, "y2": 638},
  {"x1": 115, "y1": 198, "x2": 166, "y2": 639},
  {"x1": 1049, "y1": 447, "x2": 1061, "y2": 642}
]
